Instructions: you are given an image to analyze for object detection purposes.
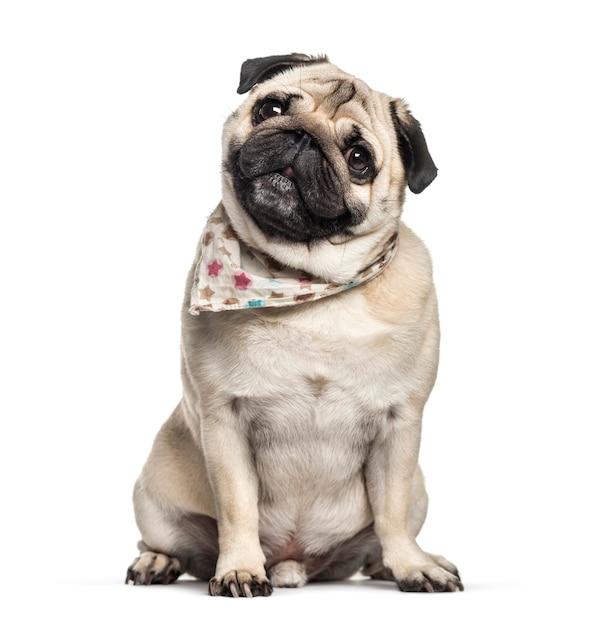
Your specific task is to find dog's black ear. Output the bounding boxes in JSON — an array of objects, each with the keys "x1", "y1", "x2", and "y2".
[
  {"x1": 390, "y1": 100, "x2": 437, "y2": 194},
  {"x1": 237, "y1": 53, "x2": 329, "y2": 94}
]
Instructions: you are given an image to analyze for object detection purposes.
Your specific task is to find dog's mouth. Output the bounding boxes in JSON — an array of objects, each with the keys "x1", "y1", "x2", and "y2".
[
  {"x1": 279, "y1": 165, "x2": 296, "y2": 181},
  {"x1": 228, "y1": 129, "x2": 361, "y2": 243}
]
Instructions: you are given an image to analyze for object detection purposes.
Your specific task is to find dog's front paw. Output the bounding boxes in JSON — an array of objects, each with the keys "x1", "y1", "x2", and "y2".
[
  {"x1": 125, "y1": 551, "x2": 181, "y2": 585},
  {"x1": 395, "y1": 559, "x2": 463, "y2": 593},
  {"x1": 209, "y1": 571, "x2": 273, "y2": 598}
]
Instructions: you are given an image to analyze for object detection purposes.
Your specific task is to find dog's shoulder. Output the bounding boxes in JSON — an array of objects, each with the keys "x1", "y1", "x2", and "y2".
[{"x1": 359, "y1": 222, "x2": 436, "y2": 326}]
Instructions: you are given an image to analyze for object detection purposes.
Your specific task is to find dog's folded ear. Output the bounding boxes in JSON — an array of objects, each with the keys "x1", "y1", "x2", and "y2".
[
  {"x1": 390, "y1": 101, "x2": 438, "y2": 194},
  {"x1": 237, "y1": 53, "x2": 329, "y2": 94}
]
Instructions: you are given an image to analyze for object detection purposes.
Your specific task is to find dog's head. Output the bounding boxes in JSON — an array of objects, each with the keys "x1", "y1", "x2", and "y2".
[{"x1": 220, "y1": 54, "x2": 437, "y2": 282}]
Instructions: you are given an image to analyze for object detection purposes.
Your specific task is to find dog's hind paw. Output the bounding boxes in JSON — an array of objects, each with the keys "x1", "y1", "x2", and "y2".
[
  {"x1": 209, "y1": 571, "x2": 273, "y2": 598},
  {"x1": 268, "y1": 560, "x2": 308, "y2": 588},
  {"x1": 125, "y1": 551, "x2": 181, "y2": 585}
]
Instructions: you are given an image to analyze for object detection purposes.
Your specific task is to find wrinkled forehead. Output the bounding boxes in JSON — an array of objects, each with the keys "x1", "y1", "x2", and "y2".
[{"x1": 248, "y1": 65, "x2": 385, "y2": 124}]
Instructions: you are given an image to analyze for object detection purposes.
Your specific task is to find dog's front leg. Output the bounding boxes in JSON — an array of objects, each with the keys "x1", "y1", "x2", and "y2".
[
  {"x1": 201, "y1": 402, "x2": 272, "y2": 598},
  {"x1": 366, "y1": 400, "x2": 463, "y2": 592}
]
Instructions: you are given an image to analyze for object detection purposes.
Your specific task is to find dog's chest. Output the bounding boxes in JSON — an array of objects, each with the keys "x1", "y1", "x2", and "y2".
[
  {"x1": 205, "y1": 294, "x2": 413, "y2": 474},
  {"x1": 216, "y1": 296, "x2": 410, "y2": 419}
]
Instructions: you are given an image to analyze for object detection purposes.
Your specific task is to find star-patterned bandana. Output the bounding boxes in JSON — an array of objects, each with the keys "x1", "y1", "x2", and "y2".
[{"x1": 189, "y1": 205, "x2": 399, "y2": 314}]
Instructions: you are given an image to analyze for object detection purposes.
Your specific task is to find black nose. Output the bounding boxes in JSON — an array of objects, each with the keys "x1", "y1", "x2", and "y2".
[
  {"x1": 292, "y1": 130, "x2": 313, "y2": 151},
  {"x1": 282, "y1": 129, "x2": 315, "y2": 159}
]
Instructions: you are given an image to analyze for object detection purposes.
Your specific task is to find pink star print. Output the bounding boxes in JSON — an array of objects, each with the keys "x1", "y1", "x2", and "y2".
[
  {"x1": 234, "y1": 271, "x2": 252, "y2": 290},
  {"x1": 207, "y1": 259, "x2": 223, "y2": 277}
]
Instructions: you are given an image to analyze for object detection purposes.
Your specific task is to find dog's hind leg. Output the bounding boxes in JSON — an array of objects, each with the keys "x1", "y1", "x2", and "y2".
[
  {"x1": 125, "y1": 543, "x2": 181, "y2": 585},
  {"x1": 126, "y1": 404, "x2": 221, "y2": 585},
  {"x1": 125, "y1": 512, "x2": 220, "y2": 584}
]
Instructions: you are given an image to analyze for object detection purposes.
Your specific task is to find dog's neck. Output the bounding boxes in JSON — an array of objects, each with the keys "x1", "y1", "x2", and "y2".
[{"x1": 189, "y1": 203, "x2": 399, "y2": 313}]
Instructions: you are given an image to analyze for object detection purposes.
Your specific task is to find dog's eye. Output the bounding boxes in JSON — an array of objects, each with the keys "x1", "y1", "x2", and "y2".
[
  {"x1": 345, "y1": 146, "x2": 371, "y2": 174},
  {"x1": 256, "y1": 100, "x2": 284, "y2": 122}
]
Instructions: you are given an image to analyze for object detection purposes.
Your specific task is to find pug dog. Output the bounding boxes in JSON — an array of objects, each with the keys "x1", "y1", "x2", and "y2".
[{"x1": 125, "y1": 53, "x2": 463, "y2": 596}]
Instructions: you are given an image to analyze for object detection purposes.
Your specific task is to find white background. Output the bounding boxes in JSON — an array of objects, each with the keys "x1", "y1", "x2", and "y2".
[{"x1": 1, "y1": 1, "x2": 600, "y2": 624}]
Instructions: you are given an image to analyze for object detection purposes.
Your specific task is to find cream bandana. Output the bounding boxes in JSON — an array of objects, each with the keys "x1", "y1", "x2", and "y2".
[{"x1": 189, "y1": 205, "x2": 399, "y2": 314}]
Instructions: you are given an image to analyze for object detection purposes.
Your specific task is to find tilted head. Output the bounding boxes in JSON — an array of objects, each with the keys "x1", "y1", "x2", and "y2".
[{"x1": 220, "y1": 54, "x2": 437, "y2": 282}]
